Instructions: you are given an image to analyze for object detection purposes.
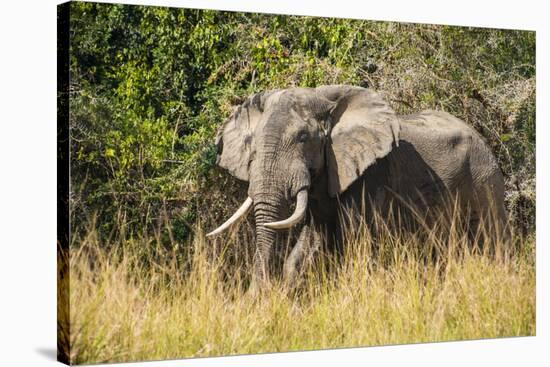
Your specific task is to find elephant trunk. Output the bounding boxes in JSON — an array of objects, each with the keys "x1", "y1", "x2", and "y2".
[
  {"x1": 247, "y1": 157, "x2": 311, "y2": 291},
  {"x1": 251, "y1": 194, "x2": 285, "y2": 287}
]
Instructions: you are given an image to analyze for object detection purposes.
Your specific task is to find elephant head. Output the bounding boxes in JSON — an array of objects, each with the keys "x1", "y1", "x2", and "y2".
[{"x1": 207, "y1": 85, "x2": 400, "y2": 288}]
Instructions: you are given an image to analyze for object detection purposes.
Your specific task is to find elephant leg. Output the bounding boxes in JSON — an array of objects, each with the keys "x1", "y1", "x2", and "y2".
[{"x1": 283, "y1": 224, "x2": 321, "y2": 287}]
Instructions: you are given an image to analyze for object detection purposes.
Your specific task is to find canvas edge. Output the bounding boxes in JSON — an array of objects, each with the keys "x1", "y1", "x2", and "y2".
[{"x1": 57, "y1": 1, "x2": 71, "y2": 365}]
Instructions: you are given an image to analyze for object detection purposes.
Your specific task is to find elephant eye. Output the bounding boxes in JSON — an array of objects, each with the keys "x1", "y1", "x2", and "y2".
[{"x1": 297, "y1": 130, "x2": 309, "y2": 143}]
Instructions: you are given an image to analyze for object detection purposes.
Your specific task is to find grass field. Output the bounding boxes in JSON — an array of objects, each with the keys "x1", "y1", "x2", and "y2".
[{"x1": 60, "y1": 217, "x2": 535, "y2": 365}]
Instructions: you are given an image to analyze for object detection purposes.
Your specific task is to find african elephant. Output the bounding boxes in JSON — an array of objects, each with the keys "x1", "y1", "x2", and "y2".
[{"x1": 207, "y1": 85, "x2": 507, "y2": 291}]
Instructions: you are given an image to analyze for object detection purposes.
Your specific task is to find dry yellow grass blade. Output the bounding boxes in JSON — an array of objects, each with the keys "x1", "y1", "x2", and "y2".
[{"x1": 62, "y1": 212, "x2": 535, "y2": 364}]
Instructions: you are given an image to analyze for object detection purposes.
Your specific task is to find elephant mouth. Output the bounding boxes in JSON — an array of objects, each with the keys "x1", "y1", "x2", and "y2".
[{"x1": 206, "y1": 188, "x2": 309, "y2": 236}]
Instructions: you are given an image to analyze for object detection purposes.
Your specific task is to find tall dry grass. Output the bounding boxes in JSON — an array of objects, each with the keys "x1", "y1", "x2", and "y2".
[{"x1": 61, "y1": 210, "x2": 535, "y2": 365}]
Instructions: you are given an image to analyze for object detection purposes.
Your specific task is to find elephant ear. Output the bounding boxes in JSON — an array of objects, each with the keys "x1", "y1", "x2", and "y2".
[
  {"x1": 215, "y1": 90, "x2": 278, "y2": 181},
  {"x1": 316, "y1": 85, "x2": 400, "y2": 197}
]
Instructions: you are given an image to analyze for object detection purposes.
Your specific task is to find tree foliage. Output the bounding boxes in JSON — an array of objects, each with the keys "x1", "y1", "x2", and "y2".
[{"x1": 68, "y1": 2, "x2": 536, "y2": 245}]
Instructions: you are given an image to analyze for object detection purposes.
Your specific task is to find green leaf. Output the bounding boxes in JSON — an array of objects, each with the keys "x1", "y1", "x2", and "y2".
[
  {"x1": 105, "y1": 148, "x2": 116, "y2": 158},
  {"x1": 500, "y1": 134, "x2": 512, "y2": 142}
]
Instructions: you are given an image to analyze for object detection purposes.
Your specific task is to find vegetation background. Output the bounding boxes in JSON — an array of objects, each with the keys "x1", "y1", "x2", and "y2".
[
  {"x1": 62, "y1": 2, "x2": 536, "y2": 364},
  {"x1": 69, "y1": 2, "x2": 535, "y2": 244}
]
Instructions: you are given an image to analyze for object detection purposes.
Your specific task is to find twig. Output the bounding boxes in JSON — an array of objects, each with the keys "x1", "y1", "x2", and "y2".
[{"x1": 390, "y1": 98, "x2": 414, "y2": 109}]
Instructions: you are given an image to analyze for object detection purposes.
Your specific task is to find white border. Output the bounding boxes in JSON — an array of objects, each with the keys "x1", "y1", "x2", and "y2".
[{"x1": 0, "y1": 0, "x2": 546, "y2": 366}]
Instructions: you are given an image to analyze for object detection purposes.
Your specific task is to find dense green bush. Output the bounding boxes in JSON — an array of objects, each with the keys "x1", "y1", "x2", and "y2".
[{"x1": 68, "y1": 2, "x2": 535, "y2": 245}]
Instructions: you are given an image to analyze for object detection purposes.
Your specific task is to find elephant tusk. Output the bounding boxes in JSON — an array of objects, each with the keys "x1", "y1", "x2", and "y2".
[
  {"x1": 264, "y1": 190, "x2": 308, "y2": 230},
  {"x1": 206, "y1": 197, "x2": 253, "y2": 237}
]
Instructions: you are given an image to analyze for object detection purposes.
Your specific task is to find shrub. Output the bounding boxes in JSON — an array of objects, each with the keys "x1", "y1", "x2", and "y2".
[{"x1": 68, "y1": 2, "x2": 535, "y2": 243}]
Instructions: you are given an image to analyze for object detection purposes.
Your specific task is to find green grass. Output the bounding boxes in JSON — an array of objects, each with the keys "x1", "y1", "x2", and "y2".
[{"x1": 62, "y1": 219, "x2": 535, "y2": 365}]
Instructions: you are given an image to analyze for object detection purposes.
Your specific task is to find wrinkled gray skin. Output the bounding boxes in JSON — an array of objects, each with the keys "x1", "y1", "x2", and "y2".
[{"x1": 210, "y1": 85, "x2": 506, "y2": 293}]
